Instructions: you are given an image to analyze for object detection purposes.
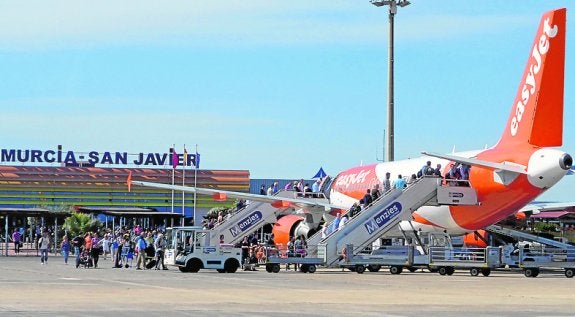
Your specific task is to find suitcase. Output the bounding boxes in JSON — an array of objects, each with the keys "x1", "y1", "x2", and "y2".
[{"x1": 146, "y1": 259, "x2": 157, "y2": 269}]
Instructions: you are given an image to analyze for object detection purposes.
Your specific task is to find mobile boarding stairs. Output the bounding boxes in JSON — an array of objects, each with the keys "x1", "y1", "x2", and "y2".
[
  {"x1": 265, "y1": 176, "x2": 478, "y2": 273},
  {"x1": 486, "y1": 224, "x2": 575, "y2": 278},
  {"x1": 207, "y1": 190, "x2": 328, "y2": 246}
]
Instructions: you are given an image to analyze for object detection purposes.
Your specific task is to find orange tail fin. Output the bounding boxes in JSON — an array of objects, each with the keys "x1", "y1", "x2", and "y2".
[{"x1": 496, "y1": 8, "x2": 566, "y2": 149}]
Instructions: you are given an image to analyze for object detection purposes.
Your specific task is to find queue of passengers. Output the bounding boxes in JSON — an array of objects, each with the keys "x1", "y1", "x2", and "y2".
[
  {"x1": 337, "y1": 160, "x2": 470, "y2": 224},
  {"x1": 285, "y1": 235, "x2": 308, "y2": 271},
  {"x1": 259, "y1": 178, "x2": 324, "y2": 196},
  {"x1": 66, "y1": 225, "x2": 169, "y2": 271},
  {"x1": 205, "y1": 199, "x2": 250, "y2": 230},
  {"x1": 236, "y1": 233, "x2": 277, "y2": 271}
]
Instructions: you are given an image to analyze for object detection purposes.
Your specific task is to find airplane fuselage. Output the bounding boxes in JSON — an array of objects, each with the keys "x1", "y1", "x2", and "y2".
[{"x1": 329, "y1": 146, "x2": 571, "y2": 235}]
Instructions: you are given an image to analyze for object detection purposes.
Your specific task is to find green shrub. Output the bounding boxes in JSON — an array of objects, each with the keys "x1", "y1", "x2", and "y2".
[{"x1": 62, "y1": 212, "x2": 101, "y2": 238}]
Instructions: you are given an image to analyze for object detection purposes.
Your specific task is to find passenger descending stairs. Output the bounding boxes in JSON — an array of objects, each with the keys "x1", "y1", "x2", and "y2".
[
  {"x1": 486, "y1": 224, "x2": 575, "y2": 250},
  {"x1": 305, "y1": 189, "x2": 401, "y2": 257},
  {"x1": 315, "y1": 177, "x2": 477, "y2": 267},
  {"x1": 208, "y1": 190, "x2": 328, "y2": 245}
]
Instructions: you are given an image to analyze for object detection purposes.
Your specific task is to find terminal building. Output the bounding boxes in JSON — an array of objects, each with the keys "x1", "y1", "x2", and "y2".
[{"x1": 0, "y1": 146, "x2": 249, "y2": 232}]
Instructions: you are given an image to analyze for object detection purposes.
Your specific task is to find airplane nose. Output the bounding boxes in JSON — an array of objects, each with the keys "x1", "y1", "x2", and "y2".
[{"x1": 559, "y1": 153, "x2": 572, "y2": 170}]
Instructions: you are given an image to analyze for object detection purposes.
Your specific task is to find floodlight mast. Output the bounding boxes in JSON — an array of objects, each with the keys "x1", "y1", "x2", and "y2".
[{"x1": 370, "y1": 0, "x2": 410, "y2": 162}]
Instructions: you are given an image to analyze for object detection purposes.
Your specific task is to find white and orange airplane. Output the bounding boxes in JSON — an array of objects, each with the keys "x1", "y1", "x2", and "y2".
[{"x1": 130, "y1": 8, "x2": 571, "y2": 246}]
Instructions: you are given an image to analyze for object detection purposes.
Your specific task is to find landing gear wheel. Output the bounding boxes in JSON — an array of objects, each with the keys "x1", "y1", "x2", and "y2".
[
  {"x1": 470, "y1": 268, "x2": 480, "y2": 276},
  {"x1": 300, "y1": 264, "x2": 309, "y2": 273},
  {"x1": 272, "y1": 264, "x2": 281, "y2": 273},
  {"x1": 367, "y1": 265, "x2": 381, "y2": 272},
  {"x1": 355, "y1": 265, "x2": 366, "y2": 274},
  {"x1": 308, "y1": 264, "x2": 317, "y2": 273},
  {"x1": 481, "y1": 268, "x2": 491, "y2": 277},
  {"x1": 438, "y1": 267, "x2": 447, "y2": 276},
  {"x1": 265, "y1": 264, "x2": 273, "y2": 273},
  {"x1": 524, "y1": 268, "x2": 539, "y2": 277},
  {"x1": 389, "y1": 266, "x2": 403, "y2": 275},
  {"x1": 565, "y1": 268, "x2": 574, "y2": 278},
  {"x1": 446, "y1": 266, "x2": 455, "y2": 276}
]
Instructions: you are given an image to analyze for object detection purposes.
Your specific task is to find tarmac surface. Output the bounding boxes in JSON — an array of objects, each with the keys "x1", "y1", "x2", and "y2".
[{"x1": 0, "y1": 256, "x2": 574, "y2": 317}]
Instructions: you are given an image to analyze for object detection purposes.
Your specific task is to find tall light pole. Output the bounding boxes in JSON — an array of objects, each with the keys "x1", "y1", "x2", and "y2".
[{"x1": 371, "y1": 0, "x2": 410, "y2": 162}]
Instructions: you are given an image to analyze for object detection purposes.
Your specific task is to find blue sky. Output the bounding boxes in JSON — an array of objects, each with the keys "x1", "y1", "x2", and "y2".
[{"x1": 0, "y1": 1, "x2": 573, "y2": 199}]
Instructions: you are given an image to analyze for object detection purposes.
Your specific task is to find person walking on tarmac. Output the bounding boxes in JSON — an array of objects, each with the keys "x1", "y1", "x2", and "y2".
[
  {"x1": 135, "y1": 233, "x2": 147, "y2": 270},
  {"x1": 72, "y1": 233, "x2": 84, "y2": 268},
  {"x1": 154, "y1": 233, "x2": 168, "y2": 270},
  {"x1": 12, "y1": 229, "x2": 21, "y2": 254},
  {"x1": 39, "y1": 231, "x2": 51, "y2": 265}
]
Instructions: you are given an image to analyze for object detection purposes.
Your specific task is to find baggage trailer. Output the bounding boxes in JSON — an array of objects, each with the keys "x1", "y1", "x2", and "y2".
[
  {"x1": 265, "y1": 255, "x2": 324, "y2": 273},
  {"x1": 340, "y1": 233, "x2": 454, "y2": 275},
  {"x1": 264, "y1": 244, "x2": 324, "y2": 273},
  {"x1": 427, "y1": 246, "x2": 502, "y2": 276},
  {"x1": 340, "y1": 244, "x2": 502, "y2": 276},
  {"x1": 339, "y1": 244, "x2": 416, "y2": 274},
  {"x1": 519, "y1": 247, "x2": 575, "y2": 278}
]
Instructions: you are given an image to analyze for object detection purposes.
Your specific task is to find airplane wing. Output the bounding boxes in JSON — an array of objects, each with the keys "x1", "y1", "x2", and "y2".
[
  {"x1": 422, "y1": 151, "x2": 527, "y2": 174},
  {"x1": 130, "y1": 179, "x2": 345, "y2": 211}
]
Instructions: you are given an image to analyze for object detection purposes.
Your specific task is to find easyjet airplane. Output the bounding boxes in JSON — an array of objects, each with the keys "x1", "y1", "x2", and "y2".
[{"x1": 130, "y1": 8, "x2": 571, "y2": 245}]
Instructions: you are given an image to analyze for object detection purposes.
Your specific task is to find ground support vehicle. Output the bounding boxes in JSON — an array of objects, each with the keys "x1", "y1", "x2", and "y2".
[
  {"x1": 518, "y1": 247, "x2": 575, "y2": 278},
  {"x1": 427, "y1": 246, "x2": 502, "y2": 277},
  {"x1": 165, "y1": 226, "x2": 242, "y2": 273},
  {"x1": 262, "y1": 177, "x2": 478, "y2": 275},
  {"x1": 263, "y1": 244, "x2": 323, "y2": 273},
  {"x1": 265, "y1": 255, "x2": 324, "y2": 273},
  {"x1": 340, "y1": 243, "x2": 502, "y2": 276},
  {"x1": 339, "y1": 245, "x2": 416, "y2": 274}
]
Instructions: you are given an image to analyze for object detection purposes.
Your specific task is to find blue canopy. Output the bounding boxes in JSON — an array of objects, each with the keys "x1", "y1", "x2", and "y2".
[{"x1": 312, "y1": 167, "x2": 327, "y2": 179}]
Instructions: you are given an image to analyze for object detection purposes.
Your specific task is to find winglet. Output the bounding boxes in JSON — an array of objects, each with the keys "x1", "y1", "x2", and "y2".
[{"x1": 127, "y1": 172, "x2": 132, "y2": 192}]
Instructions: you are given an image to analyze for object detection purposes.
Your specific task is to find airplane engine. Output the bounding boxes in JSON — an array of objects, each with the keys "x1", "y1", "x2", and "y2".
[
  {"x1": 272, "y1": 215, "x2": 303, "y2": 245},
  {"x1": 272, "y1": 214, "x2": 318, "y2": 245},
  {"x1": 527, "y1": 149, "x2": 572, "y2": 189}
]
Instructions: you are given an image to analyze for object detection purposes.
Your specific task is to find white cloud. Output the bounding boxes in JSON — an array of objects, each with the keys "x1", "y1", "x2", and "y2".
[
  {"x1": 0, "y1": 0, "x2": 534, "y2": 50},
  {"x1": 0, "y1": 96, "x2": 277, "y2": 152},
  {"x1": 397, "y1": 14, "x2": 532, "y2": 42}
]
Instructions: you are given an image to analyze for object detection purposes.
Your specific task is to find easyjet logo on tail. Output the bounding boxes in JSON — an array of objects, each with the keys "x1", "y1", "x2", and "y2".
[{"x1": 510, "y1": 18, "x2": 558, "y2": 137}]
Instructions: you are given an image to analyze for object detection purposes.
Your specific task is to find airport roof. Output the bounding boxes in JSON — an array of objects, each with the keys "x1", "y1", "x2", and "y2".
[
  {"x1": 0, "y1": 207, "x2": 66, "y2": 217},
  {"x1": 531, "y1": 211, "x2": 574, "y2": 219},
  {"x1": 76, "y1": 206, "x2": 182, "y2": 218}
]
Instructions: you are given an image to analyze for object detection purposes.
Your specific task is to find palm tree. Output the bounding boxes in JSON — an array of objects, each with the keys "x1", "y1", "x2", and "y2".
[{"x1": 63, "y1": 213, "x2": 101, "y2": 238}]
